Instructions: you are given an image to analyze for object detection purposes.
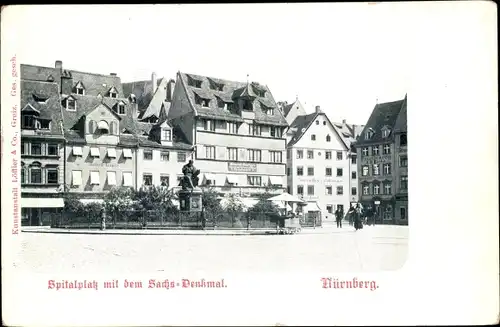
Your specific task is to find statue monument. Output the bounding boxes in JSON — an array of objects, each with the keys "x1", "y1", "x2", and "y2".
[{"x1": 178, "y1": 160, "x2": 203, "y2": 212}]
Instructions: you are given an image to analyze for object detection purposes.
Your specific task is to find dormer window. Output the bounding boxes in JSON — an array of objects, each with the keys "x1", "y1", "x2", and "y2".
[
  {"x1": 39, "y1": 119, "x2": 51, "y2": 130},
  {"x1": 22, "y1": 115, "x2": 36, "y2": 129},
  {"x1": 74, "y1": 81, "x2": 85, "y2": 95},
  {"x1": 108, "y1": 87, "x2": 118, "y2": 98},
  {"x1": 194, "y1": 94, "x2": 210, "y2": 107},
  {"x1": 116, "y1": 102, "x2": 126, "y2": 115},
  {"x1": 161, "y1": 129, "x2": 172, "y2": 142},
  {"x1": 242, "y1": 99, "x2": 253, "y2": 111},
  {"x1": 63, "y1": 97, "x2": 76, "y2": 111},
  {"x1": 261, "y1": 103, "x2": 274, "y2": 115},
  {"x1": 209, "y1": 79, "x2": 224, "y2": 91},
  {"x1": 365, "y1": 128, "x2": 374, "y2": 140},
  {"x1": 382, "y1": 127, "x2": 391, "y2": 138},
  {"x1": 187, "y1": 75, "x2": 202, "y2": 88}
]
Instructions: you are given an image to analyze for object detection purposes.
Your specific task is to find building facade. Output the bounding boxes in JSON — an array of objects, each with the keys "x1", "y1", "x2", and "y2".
[
  {"x1": 19, "y1": 78, "x2": 65, "y2": 226},
  {"x1": 285, "y1": 106, "x2": 355, "y2": 222},
  {"x1": 167, "y1": 72, "x2": 288, "y2": 196},
  {"x1": 332, "y1": 120, "x2": 365, "y2": 205},
  {"x1": 354, "y1": 96, "x2": 407, "y2": 225},
  {"x1": 393, "y1": 97, "x2": 408, "y2": 223},
  {"x1": 20, "y1": 61, "x2": 193, "y2": 217}
]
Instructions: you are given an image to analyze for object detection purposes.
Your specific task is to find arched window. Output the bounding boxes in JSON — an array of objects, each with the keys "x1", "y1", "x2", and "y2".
[
  {"x1": 97, "y1": 120, "x2": 110, "y2": 134},
  {"x1": 326, "y1": 135, "x2": 331, "y2": 142},
  {"x1": 109, "y1": 121, "x2": 117, "y2": 135},
  {"x1": 88, "y1": 120, "x2": 96, "y2": 134}
]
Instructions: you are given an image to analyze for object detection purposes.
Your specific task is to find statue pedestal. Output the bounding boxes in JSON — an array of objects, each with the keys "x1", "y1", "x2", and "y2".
[{"x1": 178, "y1": 187, "x2": 203, "y2": 212}]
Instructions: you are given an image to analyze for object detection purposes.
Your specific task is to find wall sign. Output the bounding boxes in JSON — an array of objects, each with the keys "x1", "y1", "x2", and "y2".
[
  {"x1": 89, "y1": 163, "x2": 119, "y2": 168},
  {"x1": 228, "y1": 162, "x2": 257, "y2": 173},
  {"x1": 362, "y1": 155, "x2": 392, "y2": 165}
]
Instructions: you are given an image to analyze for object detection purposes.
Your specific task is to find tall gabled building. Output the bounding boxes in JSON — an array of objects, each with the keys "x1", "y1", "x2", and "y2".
[
  {"x1": 332, "y1": 120, "x2": 365, "y2": 205},
  {"x1": 354, "y1": 95, "x2": 408, "y2": 225},
  {"x1": 285, "y1": 106, "x2": 356, "y2": 224},
  {"x1": 392, "y1": 96, "x2": 408, "y2": 223},
  {"x1": 168, "y1": 72, "x2": 288, "y2": 196},
  {"x1": 19, "y1": 78, "x2": 65, "y2": 226}
]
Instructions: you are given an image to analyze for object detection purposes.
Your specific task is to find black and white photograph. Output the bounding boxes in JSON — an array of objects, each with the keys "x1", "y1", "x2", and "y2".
[{"x1": 1, "y1": 3, "x2": 498, "y2": 326}]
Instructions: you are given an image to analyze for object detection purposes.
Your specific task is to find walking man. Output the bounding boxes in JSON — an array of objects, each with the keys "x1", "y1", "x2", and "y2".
[{"x1": 335, "y1": 208, "x2": 342, "y2": 228}]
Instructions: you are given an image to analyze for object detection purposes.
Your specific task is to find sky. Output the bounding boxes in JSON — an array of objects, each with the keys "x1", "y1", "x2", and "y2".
[{"x1": 9, "y1": 3, "x2": 412, "y2": 124}]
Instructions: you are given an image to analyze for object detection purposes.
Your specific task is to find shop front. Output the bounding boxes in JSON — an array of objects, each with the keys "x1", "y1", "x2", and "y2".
[{"x1": 21, "y1": 197, "x2": 65, "y2": 226}]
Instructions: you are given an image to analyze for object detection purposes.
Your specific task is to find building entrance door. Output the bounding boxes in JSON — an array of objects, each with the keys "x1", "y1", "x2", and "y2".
[{"x1": 30, "y1": 208, "x2": 41, "y2": 226}]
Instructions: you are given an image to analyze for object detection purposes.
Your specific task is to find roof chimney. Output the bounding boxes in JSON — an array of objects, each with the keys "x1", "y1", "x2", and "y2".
[
  {"x1": 110, "y1": 73, "x2": 117, "y2": 76},
  {"x1": 55, "y1": 60, "x2": 62, "y2": 69},
  {"x1": 315, "y1": 105, "x2": 321, "y2": 113},
  {"x1": 152, "y1": 72, "x2": 157, "y2": 89},
  {"x1": 342, "y1": 119, "x2": 346, "y2": 124}
]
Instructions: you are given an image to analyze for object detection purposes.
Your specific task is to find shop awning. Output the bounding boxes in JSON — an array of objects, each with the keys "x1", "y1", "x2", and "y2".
[
  {"x1": 123, "y1": 148, "x2": 133, "y2": 158},
  {"x1": 268, "y1": 176, "x2": 283, "y2": 185},
  {"x1": 305, "y1": 202, "x2": 321, "y2": 212},
  {"x1": 107, "y1": 171, "x2": 117, "y2": 185},
  {"x1": 107, "y1": 148, "x2": 117, "y2": 158},
  {"x1": 123, "y1": 172, "x2": 133, "y2": 186},
  {"x1": 97, "y1": 121, "x2": 109, "y2": 130},
  {"x1": 22, "y1": 197, "x2": 64, "y2": 208},
  {"x1": 226, "y1": 175, "x2": 240, "y2": 185},
  {"x1": 90, "y1": 171, "x2": 100, "y2": 185},
  {"x1": 72, "y1": 146, "x2": 83, "y2": 156},
  {"x1": 90, "y1": 147, "x2": 100, "y2": 157},
  {"x1": 204, "y1": 173, "x2": 216, "y2": 181},
  {"x1": 72, "y1": 170, "x2": 82, "y2": 186},
  {"x1": 238, "y1": 175, "x2": 248, "y2": 186}
]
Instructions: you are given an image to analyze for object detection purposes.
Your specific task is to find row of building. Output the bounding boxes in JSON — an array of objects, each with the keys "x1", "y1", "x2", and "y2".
[{"x1": 19, "y1": 60, "x2": 407, "y2": 226}]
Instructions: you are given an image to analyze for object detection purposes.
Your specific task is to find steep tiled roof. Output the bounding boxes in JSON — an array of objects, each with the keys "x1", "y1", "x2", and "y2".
[
  {"x1": 332, "y1": 122, "x2": 365, "y2": 149},
  {"x1": 21, "y1": 64, "x2": 61, "y2": 83},
  {"x1": 70, "y1": 70, "x2": 123, "y2": 97},
  {"x1": 20, "y1": 80, "x2": 64, "y2": 136},
  {"x1": 357, "y1": 98, "x2": 405, "y2": 145},
  {"x1": 393, "y1": 95, "x2": 407, "y2": 133},
  {"x1": 122, "y1": 78, "x2": 162, "y2": 111},
  {"x1": 286, "y1": 112, "x2": 319, "y2": 147},
  {"x1": 283, "y1": 103, "x2": 295, "y2": 116},
  {"x1": 122, "y1": 78, "x2": 172, "y2": 121},
  {"x1": 178, "y1": 72, "x2": 288, "y2": 126}
]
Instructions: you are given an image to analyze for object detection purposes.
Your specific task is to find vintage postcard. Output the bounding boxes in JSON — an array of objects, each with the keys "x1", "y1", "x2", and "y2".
[{"x1": 1, "y1": 3, "x2": 498, "y2": 326}]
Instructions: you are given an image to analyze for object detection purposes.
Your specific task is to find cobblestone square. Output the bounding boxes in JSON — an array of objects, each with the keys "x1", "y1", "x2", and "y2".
[{"x1": 14, "y1": 225, "x2": 408, "y2": 274}]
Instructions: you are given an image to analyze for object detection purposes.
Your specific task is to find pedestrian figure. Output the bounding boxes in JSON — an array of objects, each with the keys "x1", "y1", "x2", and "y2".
[
  {"x1": 354, "y1": 204, "x2": 363, "y2": 230},
  {"x1": 100, "y1": 208, "x2": 106, "y2": 231},
  {"x1": 335, "y1": 208, "x2": 343, "y2": 228},
  {"x1": 347, "y1": 204, "x2": 355, "y2": 226}
]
